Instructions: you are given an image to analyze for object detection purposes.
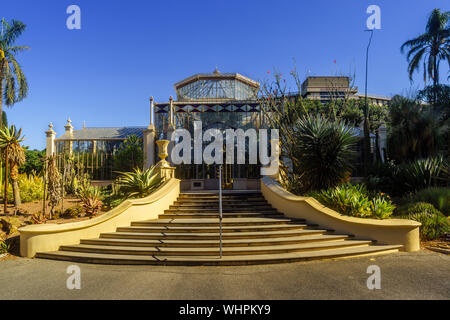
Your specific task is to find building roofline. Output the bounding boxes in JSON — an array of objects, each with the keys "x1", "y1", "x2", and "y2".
[{"x1": 174, "y1": 72, "x2": 260, "y2": 89}]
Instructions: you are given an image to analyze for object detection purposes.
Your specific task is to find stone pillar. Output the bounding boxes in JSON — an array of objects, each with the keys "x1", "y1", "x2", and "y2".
[
  {"x1": 143, "y1": 97, "x2": 156, "y2": 169},
  {"x1": 45, "y1": 123, "x2": 56, "y2": 157},
  {"x1": 167, "y1": 96, "x2": 175, "y2": 164},
  {"x1": 64, "y1": 118, "x2": 74, "y2": 154},
  {"x1": 155, "y1": 140, "x2": 175, "y2": 181}
]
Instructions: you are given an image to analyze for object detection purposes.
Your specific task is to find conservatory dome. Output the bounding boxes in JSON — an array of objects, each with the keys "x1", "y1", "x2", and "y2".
[{"x1": 174, "y1": 68, "x2": 260, "y2": 101}]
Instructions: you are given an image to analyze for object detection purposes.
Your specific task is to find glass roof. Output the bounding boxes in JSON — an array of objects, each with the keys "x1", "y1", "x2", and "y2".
[{"x1": 174, "y1": 70, "x2": 259, "y2": 101}]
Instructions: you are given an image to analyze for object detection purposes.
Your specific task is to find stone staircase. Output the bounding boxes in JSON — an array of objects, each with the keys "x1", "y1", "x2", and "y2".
[{"x1": 36, "y1": 192, "x2": 402, "y2": 265}]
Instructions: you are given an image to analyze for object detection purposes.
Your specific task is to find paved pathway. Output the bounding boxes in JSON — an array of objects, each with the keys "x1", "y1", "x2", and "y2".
[{"x1": 0, "y1": 250, "x2": 448, "y2": 299}]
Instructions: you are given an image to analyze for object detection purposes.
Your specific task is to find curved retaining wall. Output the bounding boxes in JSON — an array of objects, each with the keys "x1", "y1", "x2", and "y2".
[
  {"x1": 19, "y1": 178, "x2": 181, "y2": 257},
  {"x1": 261, "y1": 177, "x2": 420, "y2": 252}
]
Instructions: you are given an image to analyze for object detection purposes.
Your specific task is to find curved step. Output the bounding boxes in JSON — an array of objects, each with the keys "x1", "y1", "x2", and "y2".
[
  {"x1": 59, "y1": 240, "x2": 374, "y2": 256},
  {"x1": 81, "y1": 234, "x2": 351, "y2": 248},
  {"x1": 116, "y1": 224, "x2": 313, "y2": 234},
  {"x1": 131, "y1": 217, "x2": 306, "y2": 227},
  {"x1": 100, "y1": 229, "x2": 331, "y2": 240},
  {"x1": 160, "y1": 213, "x2": 283, "y2": 219},
  {"x1": 35, "y1": 191, "x2": 402, "y2": 266},
  {"x1": 36, "y1": 244, "x2": 402, "y2": 266},
  {"x1": 164, "y1": 209, "x2": 278, "y2": 213}
]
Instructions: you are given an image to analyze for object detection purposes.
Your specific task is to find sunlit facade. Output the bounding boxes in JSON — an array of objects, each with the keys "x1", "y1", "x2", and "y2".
[{"x1": 154, "y1": 69, "x2": 264, "y2": 190}]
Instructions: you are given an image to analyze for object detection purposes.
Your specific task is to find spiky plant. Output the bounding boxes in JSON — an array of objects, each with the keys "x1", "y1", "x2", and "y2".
[
  {"x1": 400, "y1": 9, "x2": 450, "y2": 87},
  {"x1": 0, "y1": 125, "x2": 24, "y2": 214},
  {"x1": 293, "y1": 116, "x2": 359, "y2": 192},
  {"x1": 77, "y1": 186, "x2": 103, "y2": 217},
  {"x1": 0, "y1": 19, "x2": 29, "y2": 127},
  {"x1": 115, "y1": 167, "x2": 162, "y2": 198}
]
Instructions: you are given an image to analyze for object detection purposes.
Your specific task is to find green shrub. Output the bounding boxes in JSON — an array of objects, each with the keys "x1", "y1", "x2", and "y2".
[
  {"x1": 370, "y1": 197, "x2": 396, "y2": 219},
  {"x1": 6, "y1": 173, "x2": 44, "y2": 203},
  {"x1": 396, "y1": 202, "x2": 450, "y2": 240},
  {"x1": 102, "y1": 194, "x2": 124, "y2": 210},
  {"x1": 63, "y1": 206, "x2": 84, "y2": 218},
  {"x1": 0, "y1": 240, "x2": 11, "y2": 254},
  {"x1": 406, "y1": 188, "x2": 450, "y2": 216},
  {"x1": 309, "y1": 184, "x2": 395, "y2": 219}
]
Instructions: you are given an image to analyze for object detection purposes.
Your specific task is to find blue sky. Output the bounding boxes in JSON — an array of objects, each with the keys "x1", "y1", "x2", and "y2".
[{"x1": 3, "y1": 0, "x2": 449, "y2": 149}]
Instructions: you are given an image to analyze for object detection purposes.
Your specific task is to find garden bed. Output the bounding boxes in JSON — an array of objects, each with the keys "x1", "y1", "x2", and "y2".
[{"x1": 0, "y1": 196, "x2": 108, "y2": 261}]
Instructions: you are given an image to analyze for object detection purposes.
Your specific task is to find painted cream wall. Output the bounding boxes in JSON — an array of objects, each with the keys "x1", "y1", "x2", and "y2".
[
  {"x1": 19, "y1": 178, "x2": 180, "y2": 258},
  {"x1": 261, "y1": 177, "x2": 420, "y2": 252}
]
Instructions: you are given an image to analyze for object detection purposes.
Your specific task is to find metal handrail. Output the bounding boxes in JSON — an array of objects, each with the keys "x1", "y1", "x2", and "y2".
[{"x1": 218, "y1": 165, "x2": 223, "y2": 258}]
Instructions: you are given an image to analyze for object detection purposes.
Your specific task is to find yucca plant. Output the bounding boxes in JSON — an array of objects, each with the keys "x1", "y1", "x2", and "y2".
[
  {"x1": 396, "y1": 156, "x2": 446, "y2": 193},
  {"x1": 293, "y1": 116, "x2": 358, "y2": 192},
  {"x1": 0, "y1": 125, "x2": 24, "y2": 214},
  {"x1": 115, "y1": 167, "x2": 162, "y2": 198}
]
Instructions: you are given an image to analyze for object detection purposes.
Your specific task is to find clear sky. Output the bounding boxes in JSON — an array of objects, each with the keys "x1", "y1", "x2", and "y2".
[{"x1": 3, "y1": 0, "x2": 449, "y2": 149}]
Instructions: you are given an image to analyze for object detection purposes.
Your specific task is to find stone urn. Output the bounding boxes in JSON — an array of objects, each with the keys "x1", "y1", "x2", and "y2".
[
  {"x1": 156, "y1": 139, "x2": 170, "y2": 163},
  {"x1": 154, "y1": 140, "x2": 175, "y2": 180}
]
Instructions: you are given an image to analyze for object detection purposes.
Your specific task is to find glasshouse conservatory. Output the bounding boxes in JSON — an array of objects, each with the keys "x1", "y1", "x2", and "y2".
[{"x1": 46, "y1": 69, "x2": 387, "y2": 190}]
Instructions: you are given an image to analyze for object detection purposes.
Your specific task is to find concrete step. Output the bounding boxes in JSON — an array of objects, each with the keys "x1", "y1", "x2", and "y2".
[
  {"x1": 81, "y1": 234, "x2": 352, "y2": 248},
  {"x1": 130, "y1": 217, "x2": 306, "y2": 227},
  {"x1": 163, "y1": 208, "x2": 278, "y2": 213},
  {"x1": 59, "y1": 240, "x2": 374, "y2": 257},
  {"x1": 173, "y1": 200, "x2": 269, "y2": 205},
  {"x1": 159, "y1": 212, "x2": 284, "y2": 219},
  {"x1": 178, "y1": 196, "x2": 265, "y2": 201},
  {"x1": 36, "y1": 244, "x2": 403, "y2": 266},
  {"x1": 116, "y1": 223, "x2": 314, "y2": 234},
  {"x1": 169, "y1": 204, "x2": 273, "y2": 209},
  {"x1": 34, "y1": 191, "x2": 402, "y2": 266},
  {"x1": 100, "y1": 229, "x2": 331, "y2": 240}
]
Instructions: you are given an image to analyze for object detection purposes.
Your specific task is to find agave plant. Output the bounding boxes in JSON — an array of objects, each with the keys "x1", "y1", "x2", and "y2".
[
  {"x1": 309, "y1": 183, "x2": 395, "y2": 219},
  {"x1": 77, "y1": 185, "x2": 103, "y2": 217},
  {"x1": 115, "y1": 167, "x2": 162, "y2": 198}
]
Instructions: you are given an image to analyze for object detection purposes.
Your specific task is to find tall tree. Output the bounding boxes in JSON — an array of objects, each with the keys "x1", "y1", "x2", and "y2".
[
  {"x1": 0, "y1": 19, "x2": 29, "y2": 127},
  {"x1": 0, "y1": 125, "x2": 24, "y2": 214},
  {"x1": 400, "y1": 9, "x2": 450, "y2": 88}
]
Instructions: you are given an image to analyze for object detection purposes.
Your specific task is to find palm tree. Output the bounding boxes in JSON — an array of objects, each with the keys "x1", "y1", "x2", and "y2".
[
  {"x1": 0, "y1": 19, "x2": 29, "y2": 127},
  {"x1": 400, "y1": 9, "x2": 450, "y2": 88},
  {"x1": 0, "y1": 125, "x2": 24, "y2": 214}
]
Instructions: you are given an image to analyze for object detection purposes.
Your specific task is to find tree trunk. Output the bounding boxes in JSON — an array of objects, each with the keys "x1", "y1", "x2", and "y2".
[
  {"x1": 3, "y1": 148, "x2": 8, "y2": 215},
  {"x1": 12, "y1": 179, "x2": 21, "y2": 207},
  {"x1": 10, "y1": 163, "x2": 21, "y2": 206},
  {"x1": 0, "y1": 64, "x2": 4, "y2": 128}
]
